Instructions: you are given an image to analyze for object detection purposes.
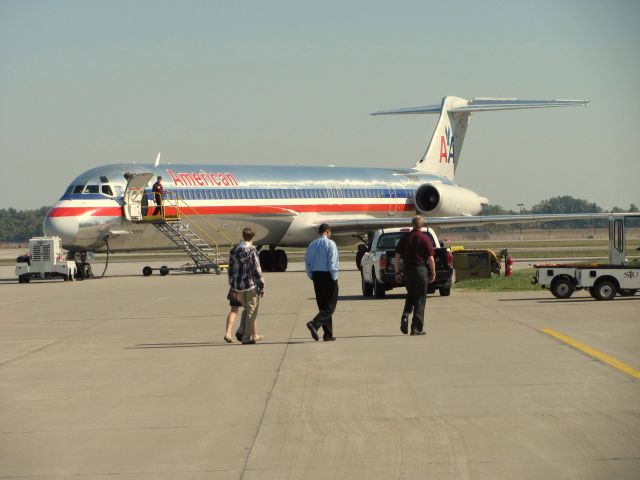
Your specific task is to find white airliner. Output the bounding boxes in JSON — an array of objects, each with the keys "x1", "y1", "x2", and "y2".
[{"x1": 43, "y1": 96, "x2": 603, "y2": 272}]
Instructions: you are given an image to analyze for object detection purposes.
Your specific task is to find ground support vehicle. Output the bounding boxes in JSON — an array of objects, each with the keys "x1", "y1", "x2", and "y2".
[
  {"x1": 15, "y1": 237, "x2": 77, "y2": 283},
  {"x1": 532, "y1": 214, "x2": 640, "y2": 300},
  {"x1": 359, "y1": 227, "x2": 454, "y2": 298},
  {"x1": 142, "y1": 262, "x2": 224, "y2": 276}
]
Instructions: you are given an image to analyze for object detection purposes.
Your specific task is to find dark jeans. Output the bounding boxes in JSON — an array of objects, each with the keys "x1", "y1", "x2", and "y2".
[
  {"x1": 310, "y1": 271, "x2": 338, "y2": 338},
  {"x1": 402, "y1": 265, "x2": 428, "y2": 333}
]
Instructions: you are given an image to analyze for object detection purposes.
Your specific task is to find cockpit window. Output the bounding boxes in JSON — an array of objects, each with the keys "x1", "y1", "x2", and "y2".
[
  {"x1": 84, "y1": 185, "x2": 100, "y2": 194},
  {"x1": 72, "y1": 185, "x2": 85, "y2": 194},
  {"x1": 101, "y1": 185, "x2": 114, "y2": 196},
  {"x1": 100, "y1": 176, "x2": 109, "y2": 183}
]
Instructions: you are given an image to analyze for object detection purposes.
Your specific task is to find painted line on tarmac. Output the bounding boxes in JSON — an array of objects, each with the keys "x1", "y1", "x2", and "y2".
[{"x1": 541, "y1": 328, "x2": 640, "y2": 380}]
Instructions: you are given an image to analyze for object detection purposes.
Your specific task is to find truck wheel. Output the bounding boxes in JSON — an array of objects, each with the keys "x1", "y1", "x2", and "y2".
[
  {"x1": 439, "y1": 287, "x2": 451, "y2": 297},
  {"x1": 589, "y1": 288, "x2": 598, "y2": 299},
  {"x1": 619, "y1": 289, "x2": 637, "y2": 297},
  {"x1": 593, "y1": 279, "x2": 617, "y2": 301},
  {"x1": 550, "y1": 277, "x2": 574, "y2": 299},
  {"x1": 159, "y1": 266, "x2": 170, "y2": 276},
  {"x1": 355, "y1": 245, "x2": 367, "y2": 271},
  {"x1": 361, "y1": 270, "x2": 373, "y2": 296},
  {"x1": 143, "y1": 266, "x2": 153, "y2": 276},
  {"x1": 373, "y1": 269, "x2": 386, "y2": 298}
]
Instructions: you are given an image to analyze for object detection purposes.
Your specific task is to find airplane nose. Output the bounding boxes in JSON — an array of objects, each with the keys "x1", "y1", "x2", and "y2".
[{"x1": 43, "y1": 214, "x2": 79, "y2": 245}]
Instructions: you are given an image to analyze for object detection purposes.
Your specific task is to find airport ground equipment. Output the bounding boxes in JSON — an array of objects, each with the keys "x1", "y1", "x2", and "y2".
[
  {"x1": 451, "y1": 248, "x2": 501, "y2": 281},
  {"x1": 15, "y1": 236, "x2": 76, "y2": 283},
  {"x1": 144, "y1": 219, "x2": 228, "y2": 275},
  {"x1": 532, "y1": 214, "x2": 640, "y2": 300},
  {"x1": 359, "y1": 227, "x2": 454, "y2": 298}
]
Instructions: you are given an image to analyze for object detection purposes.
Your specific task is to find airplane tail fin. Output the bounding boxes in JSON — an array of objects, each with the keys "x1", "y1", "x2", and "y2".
[{"x1": 371, "y1": 97, "x2": 589, "y2": 181}]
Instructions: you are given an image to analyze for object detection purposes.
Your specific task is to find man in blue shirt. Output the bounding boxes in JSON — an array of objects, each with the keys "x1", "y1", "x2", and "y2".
[{"x1": 305, "y1": 223, "x2": 339, "y2": 341}]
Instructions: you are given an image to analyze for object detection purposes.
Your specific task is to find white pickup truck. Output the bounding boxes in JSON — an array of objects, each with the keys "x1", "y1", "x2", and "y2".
[
  {"x1": 358, "y1": 227, "x2": 454, "y2": 298},
  {"x1": 532, "y1": 214, "x2": 640, "y2": 300}
]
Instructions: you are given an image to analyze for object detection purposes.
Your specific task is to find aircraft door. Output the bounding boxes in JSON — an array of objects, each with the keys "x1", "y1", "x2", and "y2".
[{"x1": 124, "y1": 173, "x2": 154, "y2": 222}]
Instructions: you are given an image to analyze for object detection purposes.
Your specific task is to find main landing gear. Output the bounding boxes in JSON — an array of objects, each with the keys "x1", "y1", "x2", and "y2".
[{"x1": 258, "y1": 246, "x2": 288, "y2": 272}]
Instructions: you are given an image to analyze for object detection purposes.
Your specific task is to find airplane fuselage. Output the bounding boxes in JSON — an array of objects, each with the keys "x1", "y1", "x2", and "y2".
[{"x1": 43, "y1": 163, "x2": 483, "y2": 252}]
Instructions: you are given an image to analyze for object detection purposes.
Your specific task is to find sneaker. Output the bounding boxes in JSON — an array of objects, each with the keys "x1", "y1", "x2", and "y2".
[{"x1": 242, "y1": 339, "x2": 256, "y2": 345}]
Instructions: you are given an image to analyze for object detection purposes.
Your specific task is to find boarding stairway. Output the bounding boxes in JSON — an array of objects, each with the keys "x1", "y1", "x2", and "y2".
[{"x1": 152, "y1": 219, "x2": 228, "y2": 274}]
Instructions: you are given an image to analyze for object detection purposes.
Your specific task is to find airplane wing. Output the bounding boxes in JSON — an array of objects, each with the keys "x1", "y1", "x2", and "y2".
[{"x1": 318, "y1": 213, "x2": 613, "y2": 233}]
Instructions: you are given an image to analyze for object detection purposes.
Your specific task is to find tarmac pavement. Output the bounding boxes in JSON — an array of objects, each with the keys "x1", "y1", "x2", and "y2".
[{"x1": 1, "y1": 262, "x2": 639, "y2": 479}]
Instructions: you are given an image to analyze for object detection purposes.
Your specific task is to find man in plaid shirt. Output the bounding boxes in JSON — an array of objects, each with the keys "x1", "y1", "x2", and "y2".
[{"x1": 227, "y1": 227, "x2": 265, "y2": 345}]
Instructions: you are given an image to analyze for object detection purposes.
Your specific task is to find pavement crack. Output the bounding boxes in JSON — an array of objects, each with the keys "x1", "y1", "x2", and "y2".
[{"x1": 238, "y1": 299, "x2": 300, "y2": 480}]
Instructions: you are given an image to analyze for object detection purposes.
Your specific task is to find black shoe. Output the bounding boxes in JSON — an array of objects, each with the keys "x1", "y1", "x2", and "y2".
[
  {"x1": 323, "y1": 336, "x2": 336, "y2": 341},
  {"x1": 400, "y1": 315, "x2": 409, "y2": 335},
  {"x1": 235, "y1": 332, "x2": 243, "y2": 342},
  {"x1": 410, "y1": 331, "x2": 426, "y2": 336},
  {"x1": 306, "y1": 322, "x2": 319, "y2": 341},
  {"x1": 242, "y1": 339, "x2": 256, "y2": 345}
]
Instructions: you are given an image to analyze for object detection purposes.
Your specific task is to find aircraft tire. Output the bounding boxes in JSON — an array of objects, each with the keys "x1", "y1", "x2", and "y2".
[
  {"x1": 142, "y1": 266, "x2": 153, "y2": 276},
  {"x1": 259, "y1": 251, "x2": 272, "y2": 272},
  {"x1": 274, "y1": 250, "x2": 288, "y2": 272},
  {"x1": 159, "y1": 266, "x2": 170, "y2": 276},
  {"x1": 439, "y1": 286, "x2": 451, "y2": 296}
]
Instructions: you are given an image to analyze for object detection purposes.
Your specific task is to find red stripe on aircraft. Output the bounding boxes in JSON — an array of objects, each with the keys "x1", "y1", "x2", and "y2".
[
  {"x1": 47, "y1": 203, "x2": 415, "y2": 217},
  {"x1": 47, "y1": 207, "x2": 123, "y2": 217}
]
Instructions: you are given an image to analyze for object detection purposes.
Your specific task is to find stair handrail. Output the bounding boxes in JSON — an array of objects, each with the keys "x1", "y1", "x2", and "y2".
[{"x1": 162, "y1": 191, "x2": 233, "y2": 261}]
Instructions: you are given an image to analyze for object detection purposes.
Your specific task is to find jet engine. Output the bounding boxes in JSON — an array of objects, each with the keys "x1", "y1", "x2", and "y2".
[{"x1": 414, "y1": 183, "x2": 487, "y2": 217}]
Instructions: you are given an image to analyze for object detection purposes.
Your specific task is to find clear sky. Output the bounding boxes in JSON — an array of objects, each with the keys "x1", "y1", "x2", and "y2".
[{"x1": 1, "y1": 0, "x2": 638, "y2": 210}]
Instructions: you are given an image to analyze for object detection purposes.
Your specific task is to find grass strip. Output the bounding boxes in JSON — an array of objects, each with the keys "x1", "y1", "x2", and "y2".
[{"x1": 454, "y1": 269, "x2": 539, "y2": 292}]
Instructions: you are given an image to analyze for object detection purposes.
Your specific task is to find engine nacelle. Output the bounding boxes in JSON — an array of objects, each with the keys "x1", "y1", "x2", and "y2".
[{"x1": 414, "y1": 183, "x2": 487, "y2": 216}]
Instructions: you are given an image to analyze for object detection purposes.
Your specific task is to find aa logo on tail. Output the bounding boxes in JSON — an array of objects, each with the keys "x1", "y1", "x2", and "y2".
[{"x1": 439, "y1": 126, "x2": 454, "y2": 164}]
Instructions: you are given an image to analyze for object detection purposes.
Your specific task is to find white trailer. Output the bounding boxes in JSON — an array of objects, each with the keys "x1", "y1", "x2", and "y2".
[
  {"x1": 532, "y1": 214, "x2": 640, "y2": 300},
  {"x1": 15, "y1": 237, "x2": 77, "y2": 283}
]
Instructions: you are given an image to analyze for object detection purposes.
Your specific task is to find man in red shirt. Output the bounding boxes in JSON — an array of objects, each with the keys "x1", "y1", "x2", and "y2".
[
  {"x1": 393, "y1": 215, "x2": 436, "y2": 336},
  {"x1": 152, "y1": 176, "x2": 164, "y2": 216}
]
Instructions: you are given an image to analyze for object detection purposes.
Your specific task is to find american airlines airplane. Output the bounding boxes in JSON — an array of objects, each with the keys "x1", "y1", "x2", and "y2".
[{"x1": 43, "y1": 96, "x2": 600, "y2": 273}]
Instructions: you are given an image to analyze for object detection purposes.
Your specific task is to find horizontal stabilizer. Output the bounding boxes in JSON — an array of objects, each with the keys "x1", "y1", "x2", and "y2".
[{"x1": 371, "y1": 98, "x2": 589, "y2": 116}]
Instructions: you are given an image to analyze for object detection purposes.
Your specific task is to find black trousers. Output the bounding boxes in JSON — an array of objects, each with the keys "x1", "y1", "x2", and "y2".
[
  {"x1": 402, "y1": 265, "x2": 428, "y2": 333},
  {"x1": 152, "y1": 194, "x2": 163, "y2": 216},
  {"x1": 310, "y1": 271, "x2": 338, "y2": 338}
]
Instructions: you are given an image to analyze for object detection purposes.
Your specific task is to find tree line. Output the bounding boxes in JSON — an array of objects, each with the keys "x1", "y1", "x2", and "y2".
[
  {"x1": 0, "y1": 196, "x2": 638, "y2": 242},
  {"x1": 0, "y1": 207, "x2": 51, "y2": 243}
]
